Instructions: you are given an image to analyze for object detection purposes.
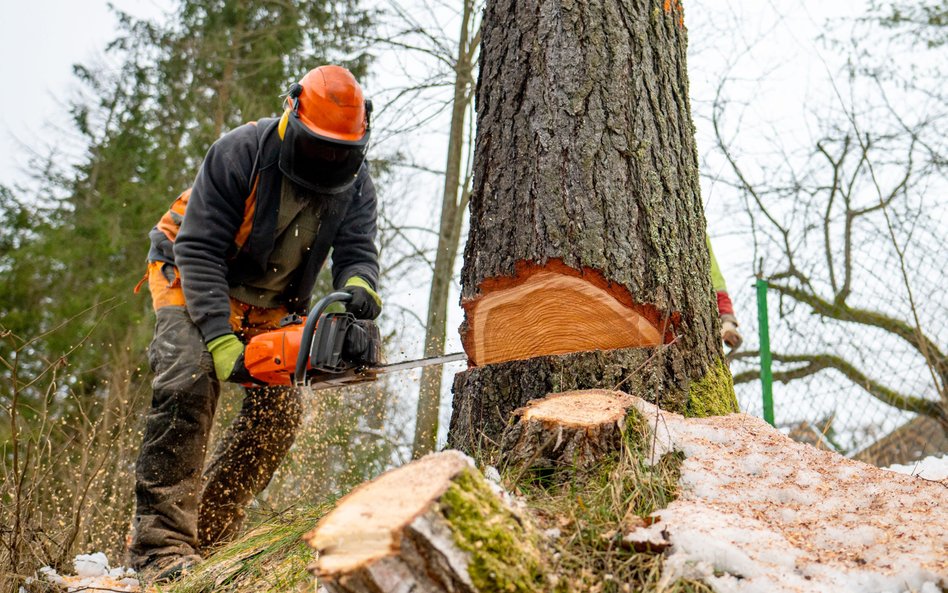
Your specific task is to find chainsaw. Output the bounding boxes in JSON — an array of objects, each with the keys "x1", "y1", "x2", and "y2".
[{"x1": 242, "y1": 291, "x2": 466, "y2": 390}]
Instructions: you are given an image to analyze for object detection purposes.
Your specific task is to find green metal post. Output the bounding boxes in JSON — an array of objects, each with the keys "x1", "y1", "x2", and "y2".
[{"x1": 756, "y1": 278, "x2": 775, "y2": 426}]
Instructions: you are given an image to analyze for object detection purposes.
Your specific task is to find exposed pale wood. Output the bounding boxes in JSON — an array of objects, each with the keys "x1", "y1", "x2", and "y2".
[
  {"x1": 463, "y1": 270, "x2": 662, "y2": 367},
  {"x1": 305, "y1": 451, "x2": 471, "y2": 581},
  {"x1": 305, "y1": 450, "x2": 540, "y2": 593},
  {"x1": 520, "y1": 389, "x2": 632, "y2": 426},
  {"x1": 500, "y1": 390, "x2": 636, "y2": 473}
]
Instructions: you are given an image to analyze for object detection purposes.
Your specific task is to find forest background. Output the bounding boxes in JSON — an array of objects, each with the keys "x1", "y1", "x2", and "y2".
[{"x1": 1, "y1": 0, "x2": 945, "y2": 580}]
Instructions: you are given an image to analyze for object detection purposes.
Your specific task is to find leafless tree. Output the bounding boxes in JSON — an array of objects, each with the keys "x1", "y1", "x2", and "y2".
[
  {"x1": 361, "y1": 0, "x2": 482, "y2": 458},
  {"x1": 709, "y1": 60, "x2": 948, "y2": 443}
]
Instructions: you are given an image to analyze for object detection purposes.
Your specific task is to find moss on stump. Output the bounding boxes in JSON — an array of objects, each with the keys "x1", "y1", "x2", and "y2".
[{"x1": 306, "y1": 451, "x2": 544, "y2": 593}]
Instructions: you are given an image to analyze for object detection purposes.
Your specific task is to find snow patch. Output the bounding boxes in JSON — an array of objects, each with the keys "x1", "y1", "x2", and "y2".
[
  {"x1": 627, "y1": 398, "x2": 948, "y2": 593},
  {"x1": 885, "y1": 454, "x2": 948, "y2": 481},
  {"x1": 38, "y1": 553, "x2": 139, "y2": 592},
  {"x1": 74, "y1": 552, "x2": 110, "y2": 577}
]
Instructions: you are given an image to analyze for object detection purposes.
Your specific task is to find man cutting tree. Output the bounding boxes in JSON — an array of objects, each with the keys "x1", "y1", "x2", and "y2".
[{"x1": 129, "y1": 65, "x2": 382, "y2": 581}]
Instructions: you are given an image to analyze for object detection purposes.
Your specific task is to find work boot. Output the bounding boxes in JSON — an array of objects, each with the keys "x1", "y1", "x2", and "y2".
[{"x1": 137, "y1": 553, "x2": 203, "y2": 585}]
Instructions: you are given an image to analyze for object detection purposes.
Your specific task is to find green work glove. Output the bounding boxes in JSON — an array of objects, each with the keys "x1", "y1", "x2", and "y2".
[
  {"x1": 342, "y1": 276, "x2": 382, "y2": 320},
  {"x1": 207, "y1": 334, "x2": 245, "y2": 382}
]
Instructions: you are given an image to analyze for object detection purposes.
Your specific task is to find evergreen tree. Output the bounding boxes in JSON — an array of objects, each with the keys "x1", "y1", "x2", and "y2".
[
  {"x1": 2, "y1": 0, "x2": 372, "y2": 398},
  {"x1": 0, "y1": 0, "x2": 374, "y2": 571}
]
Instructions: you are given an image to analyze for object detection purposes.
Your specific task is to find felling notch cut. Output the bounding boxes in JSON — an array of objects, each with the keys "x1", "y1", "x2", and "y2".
[{"x1": 460, "y1": 260, "x2": 675, "y2": 367}]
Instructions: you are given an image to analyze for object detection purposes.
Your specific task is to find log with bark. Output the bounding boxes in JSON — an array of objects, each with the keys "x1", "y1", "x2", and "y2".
[{"x1": 305, "y1": 451, "x2": 544, "y2": 593}]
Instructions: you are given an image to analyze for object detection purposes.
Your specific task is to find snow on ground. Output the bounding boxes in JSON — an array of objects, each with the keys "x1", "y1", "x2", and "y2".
[
  {"x1": 626, "y1": 397, "x2": 948, "y2": 593},
  {"x1": 885, "y1": 455, "x2": 948, "y2": 481},
  {"x1": 36, "y1": 552, "x2": 140, "y2": 592}
]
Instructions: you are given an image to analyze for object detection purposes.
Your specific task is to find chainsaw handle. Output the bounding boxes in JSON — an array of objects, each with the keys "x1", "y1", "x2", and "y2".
[{"x1": 294, "y1": 291, "x2": 353, "y2": 387}]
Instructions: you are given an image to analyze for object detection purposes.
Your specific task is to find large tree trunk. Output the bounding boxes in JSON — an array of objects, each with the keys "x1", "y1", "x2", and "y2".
[{"x1": 449, "y1": 0, "x2": 736, "y2": 453}]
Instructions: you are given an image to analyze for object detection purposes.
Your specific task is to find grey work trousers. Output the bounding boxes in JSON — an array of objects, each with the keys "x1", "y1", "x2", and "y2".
[{"x1": 128, "y1": 306, "x2": 302, "y2": 569}]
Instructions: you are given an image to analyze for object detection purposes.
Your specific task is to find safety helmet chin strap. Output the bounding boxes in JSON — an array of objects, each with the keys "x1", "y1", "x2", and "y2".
[{"x1": 278, "y1": 108, "x2": 291, "y2": 140}]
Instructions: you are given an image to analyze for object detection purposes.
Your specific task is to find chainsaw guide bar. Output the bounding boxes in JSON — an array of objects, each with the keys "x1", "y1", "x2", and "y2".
[{"x1": 243, "y1": 291, "x2": 466, "y2": 391}]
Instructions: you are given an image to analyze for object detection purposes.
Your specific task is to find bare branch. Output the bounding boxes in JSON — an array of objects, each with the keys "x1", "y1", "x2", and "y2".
[
  {"x1": 824, "y1": 78, "x2": 946, "y2": 403},
  {"x1": 815, "y1": 135, "x2": 848, "y2": 294},
  {"x1": 733, "y1": 352, "x2": 944, "y2": 421},
  {"x1": 767, "y1": 281, "x2": 946, "y2": 390}
]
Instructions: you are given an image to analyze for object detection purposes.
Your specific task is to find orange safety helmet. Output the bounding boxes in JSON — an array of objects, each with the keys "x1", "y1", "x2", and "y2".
[{"x1": 278, "y1": 65, "x2": 372, "y2": 193}]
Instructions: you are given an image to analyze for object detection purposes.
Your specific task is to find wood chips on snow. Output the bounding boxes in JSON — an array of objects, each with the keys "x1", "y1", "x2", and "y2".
[{"x1": 625, "y1": 397, "x2": 947, "y2": 593}]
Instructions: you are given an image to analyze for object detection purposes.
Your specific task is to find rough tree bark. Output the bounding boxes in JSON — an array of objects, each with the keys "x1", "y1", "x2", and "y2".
[{"x1": 449, "y1": 0, "x2": 736, "y2": 453}]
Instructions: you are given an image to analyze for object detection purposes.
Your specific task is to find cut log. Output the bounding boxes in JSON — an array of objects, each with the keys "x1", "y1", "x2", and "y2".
[
  {"x1": 500, "y1": 390, "x2": 637, "y2": 474},
  {"x1": 305, "y1": 451, "x2": 543, "y2": 593},
  {"x1": 461, "y1": 261, "x2": 669, "y2": 366}
]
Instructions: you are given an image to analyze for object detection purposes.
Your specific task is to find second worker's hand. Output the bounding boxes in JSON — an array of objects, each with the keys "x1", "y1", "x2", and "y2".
[{"x1": 720, "y1": 314, "x2": 743, "y2": 351}]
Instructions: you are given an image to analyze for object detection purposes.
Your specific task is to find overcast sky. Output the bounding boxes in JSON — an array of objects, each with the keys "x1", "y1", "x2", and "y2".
[{"x1": 0, "y1": 1, "x2": 173, "y2": 186}]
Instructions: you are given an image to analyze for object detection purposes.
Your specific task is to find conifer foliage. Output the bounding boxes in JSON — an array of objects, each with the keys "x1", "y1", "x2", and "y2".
[{"x1": 0, "y1": 1, "x2": 372, "y2": 585}]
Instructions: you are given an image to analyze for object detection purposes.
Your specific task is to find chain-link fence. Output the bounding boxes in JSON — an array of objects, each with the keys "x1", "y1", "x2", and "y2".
[{"x1": 730, "y1": 278, "x2": 947, "y2": 467}]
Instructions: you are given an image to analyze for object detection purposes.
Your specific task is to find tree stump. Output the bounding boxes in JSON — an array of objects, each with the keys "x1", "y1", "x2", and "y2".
[
  {"x1": 500, "y1": 390, "x2": 638, "y2": 475},
  {"x1": 305, "y1": 451, "x2": 543, "y2": 593},
  {"x1": 449, "y1": 347, "x2": 704, "y2": 454}
]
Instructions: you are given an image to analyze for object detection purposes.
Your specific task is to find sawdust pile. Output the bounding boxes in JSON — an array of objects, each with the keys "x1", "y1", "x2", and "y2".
[{"x1": 627, "y1": 398, "x2": 947, "y2": 593}]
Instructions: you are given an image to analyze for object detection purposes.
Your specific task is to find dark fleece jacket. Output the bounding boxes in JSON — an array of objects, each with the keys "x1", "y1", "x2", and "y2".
[{"x1": 148, "y1": 118, "x2": 379, "y2": 343}]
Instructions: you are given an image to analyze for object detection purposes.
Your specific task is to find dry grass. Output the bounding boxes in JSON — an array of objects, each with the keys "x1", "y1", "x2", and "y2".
[
  {"x1": 163, "y1": 505, "x2": 331, "y2": 593},
  {"x1": 1, "y1": 329, "x2": 149, "y2": 593},
  {"x1": 507, "y1": 414, "x2": 712, "y2": 593}
]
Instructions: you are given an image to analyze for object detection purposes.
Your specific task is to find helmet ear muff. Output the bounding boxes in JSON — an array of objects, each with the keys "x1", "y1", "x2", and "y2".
[
  {"x1": 278, "y1": 107, "x2": 291, "y2": 140},
  {"x1": 278, "y1": 81, "x2": 306, "y2": 140},
  {"x1": 287, "y1": 82, "x2": 303, "y2": 108}
]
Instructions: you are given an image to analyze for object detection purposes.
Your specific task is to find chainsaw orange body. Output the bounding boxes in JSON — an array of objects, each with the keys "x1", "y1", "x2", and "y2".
[
  {"x1": 241, "y1": 292, "x2": 382, "y2": 388},
  {"x1": 240, "y1": 292, "x2": 463, "y2": 391},
  {"x1": 243, "y1": 322, "x2": 306, "y2": 386}
]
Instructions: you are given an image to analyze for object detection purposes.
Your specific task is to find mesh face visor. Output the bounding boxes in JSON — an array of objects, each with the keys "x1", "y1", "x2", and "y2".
[{"x1": 279, "y1": 114, "x2": 369, "y2": 194}]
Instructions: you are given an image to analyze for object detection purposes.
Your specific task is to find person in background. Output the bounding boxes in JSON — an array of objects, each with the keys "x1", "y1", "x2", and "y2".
[{"x1": 708, "y1": 236, "x2": 743, "y2": 351}]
